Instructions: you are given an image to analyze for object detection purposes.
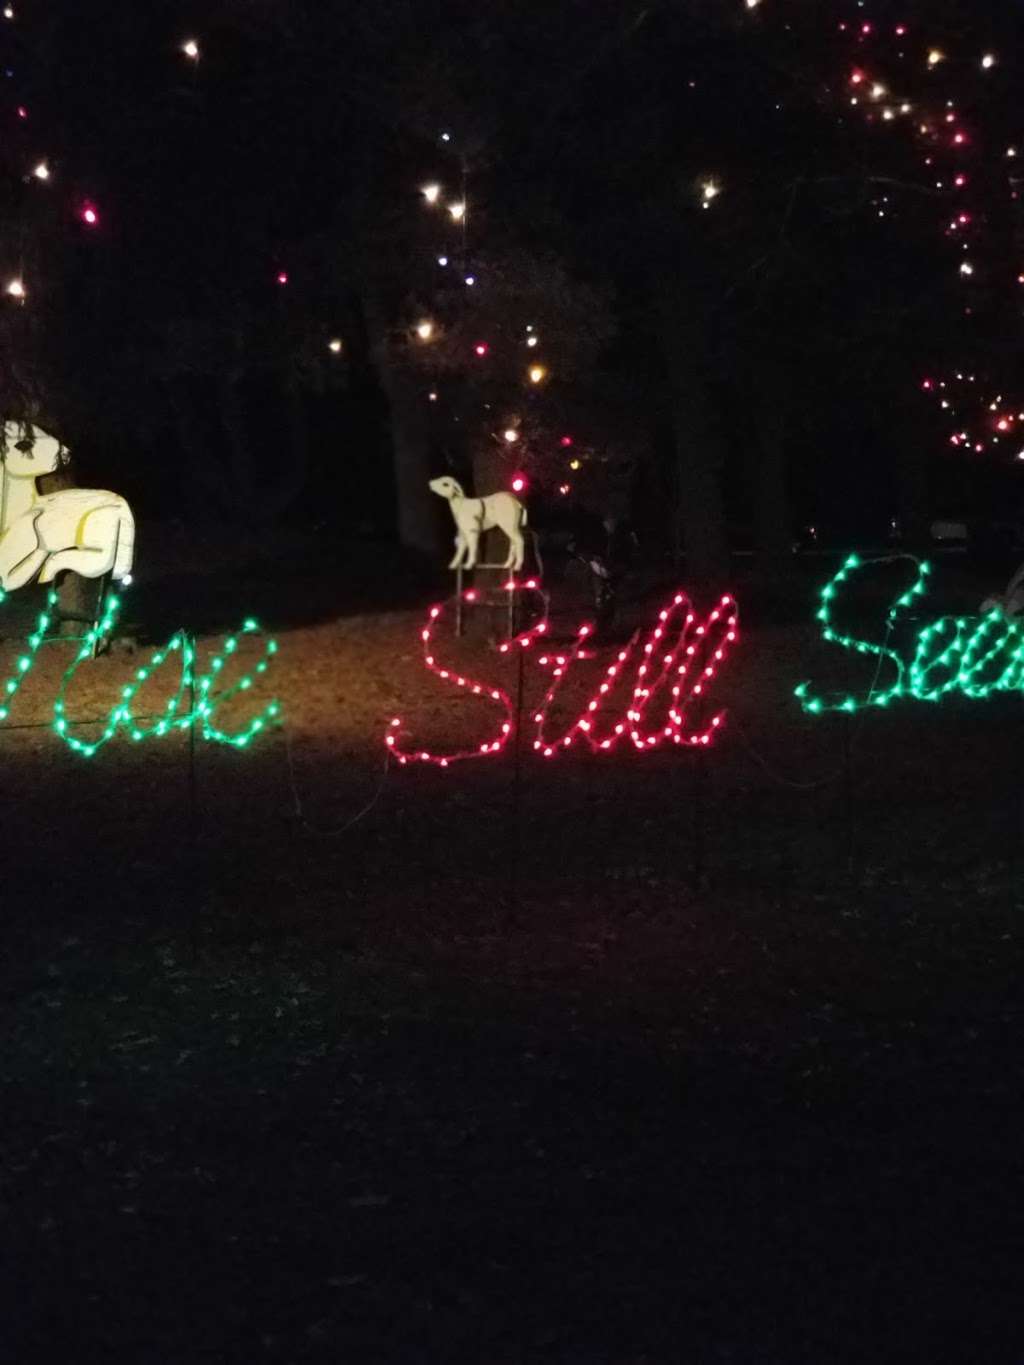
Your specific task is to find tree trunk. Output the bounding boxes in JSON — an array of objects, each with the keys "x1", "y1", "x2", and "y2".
[
  {"x1": 218, "y1": 367, "x2": 258, "y2": 525},
  {"x1": 253, "y1": 369, "x2": 310, "y2": 525},
  {"x1": 363, "y1": 291, "x2": 440, "y2": 558},
  {"x1": 750, "y1": 359, "x2": 795, "y2": 581},
  {"x1": 658, "y1": 297, "x2": 730, "y2": 586},
  {"x1": 166, "y1": 378, "x2": 229, "y2": 523}
]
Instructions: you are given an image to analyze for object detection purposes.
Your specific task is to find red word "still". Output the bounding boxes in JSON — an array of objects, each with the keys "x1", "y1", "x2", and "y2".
[{"x1": 386, "y1": 585, "x2": 740, "y2": 767}]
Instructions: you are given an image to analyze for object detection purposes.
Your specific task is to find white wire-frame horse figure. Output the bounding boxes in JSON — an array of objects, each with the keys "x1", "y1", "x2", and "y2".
[{"x1": 0, "y1": 422, "x2": 135, "y2": 593}]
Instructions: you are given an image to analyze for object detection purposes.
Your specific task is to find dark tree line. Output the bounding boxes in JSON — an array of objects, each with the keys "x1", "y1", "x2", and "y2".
[{"x1": 1, "y1": 0, "x2": 1020, "y2": 579}]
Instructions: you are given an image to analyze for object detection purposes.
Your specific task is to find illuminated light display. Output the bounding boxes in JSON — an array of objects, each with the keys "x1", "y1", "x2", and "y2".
[
  {"x1": 0, "y1": 587, "x2": 280, "y2": 754},
  {"x1": 921, "y1": 373, "x2": 1024, "y2": 456},
  {"x1": 532, "y1": 592, "x2": 739, "y2": 756},
  {"x1": 387, "y1": 586, "x2": 739, "y2": 766},
  {"x1": 796, "y1": 553, "x2": 1024, "y2": 715}
]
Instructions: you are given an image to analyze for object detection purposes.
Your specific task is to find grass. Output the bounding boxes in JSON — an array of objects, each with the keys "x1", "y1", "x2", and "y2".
[{"x1": 3, "y1": 540, "x2": 1024, "y2": 1362}]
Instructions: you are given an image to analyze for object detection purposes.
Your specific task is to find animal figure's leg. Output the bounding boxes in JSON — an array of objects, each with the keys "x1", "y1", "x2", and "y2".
[
  {"x1": 463, "y1": 528, "x2": 481, "y2": 568},
  {"x1": 449, "y1": 532, "x2": 467, "y2": 569},
  {"x1": 0, "y1": 511, "x2": 46, "y2": 591},
  {"x1": 38, "y1": 506, "x2": 130, "y2": 583},
  {"x1": 509, "y1": 529, "x2": 525, "y2": 571}
]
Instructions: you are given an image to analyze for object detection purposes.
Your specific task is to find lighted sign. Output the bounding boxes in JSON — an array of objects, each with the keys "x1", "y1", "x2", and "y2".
[
  {"x1": 0, "y1": 586, "x2": 280, "y2": 754},
  {"x1": 387, "y1": 584, "x2": 740, "y2": 765},
  {"x1": 797, "y1": 552, "x2": 1024, "y2": 713}
]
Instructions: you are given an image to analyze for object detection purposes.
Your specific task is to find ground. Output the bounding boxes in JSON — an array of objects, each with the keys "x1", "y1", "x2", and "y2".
[{"x1": 3, "y1": 531, "x2": 1024, "y2": 1363}]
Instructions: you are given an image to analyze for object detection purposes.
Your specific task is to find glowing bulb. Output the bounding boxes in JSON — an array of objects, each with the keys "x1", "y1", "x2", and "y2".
[
  {"x1": 6, "y1": 278, "x2": 24, "y2": 298},
  {"x1": 3, "y1": 5, "x2": 14, "y2": 17},
  {"x1": 701, "y1": 179, "x2": 721, "y2": 205},
  {"x1": 511, "y1": 475, "x2": 526, "y2": 493},
  {"x1": 416, "y1": 320, "x2": 434, "y2": 340},
  {"x1": 927, "y1": 49, "x2": 945, "y2": 67},
  {"x1": 503, "y1": 428, "x2": 519, "y2": 443},
  {"x1": 437, "y1": 255, "x2": 448, "y2": 266},
  {"x1": 448, "y1": 201, "x2": 466, "y2": 221},
  {"x1": 528, "y1": 365, "x2": 547, "y2": 384},
  {"x1": 870, "y1": 83, "x2": 886, "y2": 100},
  {"x1": 80, "y1": 202, "x2": 99, "y2": 226},
  {"x1": 327, "y1": 338, "x2": 343, "y2": 353},
  {"x1": 981, "y1": 53, "x2": 996, "y2": 70},
  {"x1": 31, "y1": 160, "x2": 49, "y2": 181},
  {"x1": 745, "y1": 0, "x2": 760, "y2": 8},
  {"x1": 569, "y1": 459, "x2": 581, "y2": 471},
  {"x1": 16, "y1": 105, "x2": 26, "y2": 118},
  {"x1": 464, "y1": 275, "x2": 475, "y2": 286},
  {"x1": 558, "y1": 484, "x2": 570, "y2": 496},
  {"x1": 422, "y1": 183, "x2": 441, "y2": 204},
  {"x1": 428, "y1": 391, "x2": 438, "y2": 401},
  {"x1": 526, "y1": 335, "x2": 538, "y2": 348},
  {"x1": 474, "y1": 342, "x2": 488, "y2": 356},
  {"x1": 959, "y1": 261, "x2": 974, "y2": 276},
  {"x1": 182, "y1": 38, "x2": 200, "y2": 59},
  {"x1": 1008, "y1": 147, "x2": 1018, "y2": 159},
  {"x1": 276, "y1": 271, "x2": 289, "y2": 285}
]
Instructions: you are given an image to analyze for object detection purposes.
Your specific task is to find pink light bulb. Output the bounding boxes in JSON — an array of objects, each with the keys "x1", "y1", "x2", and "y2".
[{"x1": 511, "y1": 475, "x2": 526, "y2": 493}]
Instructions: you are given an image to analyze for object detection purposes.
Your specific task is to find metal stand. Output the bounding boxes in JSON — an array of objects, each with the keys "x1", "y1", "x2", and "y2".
[{"x1": 454, "y1": 562, "x2": 519, "y2": 638}]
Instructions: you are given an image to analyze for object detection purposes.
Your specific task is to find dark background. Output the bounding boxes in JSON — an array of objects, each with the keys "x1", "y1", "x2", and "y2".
[{"x1": 2, "y1": 0, "x2": 1023, "y2": 573}]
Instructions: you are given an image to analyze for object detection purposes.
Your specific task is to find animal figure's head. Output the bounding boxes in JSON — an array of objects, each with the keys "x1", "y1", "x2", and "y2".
[
  {"x1": 428, "y1": 476, "x2": 464, "y2": 501},
  {"x1": 2, "y1": 422, "x2": 68, "y2": 477}
]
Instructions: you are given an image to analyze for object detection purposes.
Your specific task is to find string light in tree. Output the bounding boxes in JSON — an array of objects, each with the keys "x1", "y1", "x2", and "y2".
[
  {"x1": 528, "y1": 364, "x2": 547, "y2": 385},
  {"x1": 921, "y1": 373, "x2": 1024, "y2": 455},
  {"x1": 6, "y1": 277, "x2": 25, "y2": 300},
  {"x1": 448, "y1": 201, "x2": 466, "y2": 221},
  {"x1": 421, "y1": 182, "x2": 442, "y2": 204},
  {"x1": 182, "y1": 39, "x2": 200, "y2": 61},
  {"x1": 30, "y1": 159, "x2": 50, "y2": 182},
  {"x1": 327, "y1": 337, "x2": 343, "y2": 353}
]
